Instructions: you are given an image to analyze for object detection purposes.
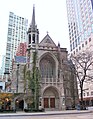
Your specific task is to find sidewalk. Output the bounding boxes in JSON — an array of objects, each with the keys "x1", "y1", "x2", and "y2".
[{"x1": 0, "y1": 110, "x2": 92, "y2": 117}]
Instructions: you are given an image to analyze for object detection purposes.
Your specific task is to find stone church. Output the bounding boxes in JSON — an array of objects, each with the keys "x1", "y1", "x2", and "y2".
[
  {"x1": 24, "y1": 6, "x2": 78, "y2": 110},
  {"x1": 10, "y1": 6, "x2": 78, "y2": 111}
]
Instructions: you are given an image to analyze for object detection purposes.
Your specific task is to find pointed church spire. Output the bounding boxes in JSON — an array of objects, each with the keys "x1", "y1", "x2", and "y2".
[
  {"x1": 31, "y1": 4, "x2": 36, "y2": 29},
  {"x1": 58, "y1": 42, "x2": 60, "y2": 47},
  {"x1": 27, "y1": 5, "x2": 39, "y2": 47}
]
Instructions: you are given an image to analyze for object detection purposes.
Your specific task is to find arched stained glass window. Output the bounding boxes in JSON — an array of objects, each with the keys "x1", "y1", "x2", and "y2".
[{"x1": 40, "y1": 55, "x2": 55, "y2": 78}]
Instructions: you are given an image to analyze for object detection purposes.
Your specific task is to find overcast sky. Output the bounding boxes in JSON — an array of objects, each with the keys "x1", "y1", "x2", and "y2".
[{"x1": 0, "y1": 0, "x2": 69, "y2": 67}]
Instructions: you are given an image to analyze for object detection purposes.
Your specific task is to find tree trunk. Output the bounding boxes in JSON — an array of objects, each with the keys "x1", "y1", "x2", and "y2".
[{"x1": 80, "y1": 82, "x2": 84, "y2": 110}]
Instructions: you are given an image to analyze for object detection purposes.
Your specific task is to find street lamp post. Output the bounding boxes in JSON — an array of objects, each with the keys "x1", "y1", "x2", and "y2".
[{"x1": 16, "y1": 64, "x2": 19, "y2": 93}]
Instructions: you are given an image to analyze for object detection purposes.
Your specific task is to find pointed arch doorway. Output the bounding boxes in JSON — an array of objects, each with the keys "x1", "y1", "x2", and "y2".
[{"x1": 43, "y1": 86, "x2": 59, "y2": 110}]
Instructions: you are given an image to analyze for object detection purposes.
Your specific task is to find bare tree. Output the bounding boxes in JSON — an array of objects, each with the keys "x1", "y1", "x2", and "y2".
[{"x1": 70, "y1": 50, "x2": 93, "y2": 109}]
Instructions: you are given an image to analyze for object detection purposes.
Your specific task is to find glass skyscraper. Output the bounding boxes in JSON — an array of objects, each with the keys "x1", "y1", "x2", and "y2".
[
  {"x1": 5, "y1": 12, "x2": 28, "y2": 74},
  {"x1": 66, "y1": 0, "x2": 93, "y2": 54},
  {"x1": 66, "y1": 0, "x2": 93, "y2": 106}
]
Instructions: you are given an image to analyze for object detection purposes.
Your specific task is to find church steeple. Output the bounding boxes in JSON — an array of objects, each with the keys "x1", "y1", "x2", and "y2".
[
  {"x1": 27, "y1": 5, "x2": 39, "y2": 47},
  {"x1": 31, "y1": 5, "x2": 36, "y2": 30}
]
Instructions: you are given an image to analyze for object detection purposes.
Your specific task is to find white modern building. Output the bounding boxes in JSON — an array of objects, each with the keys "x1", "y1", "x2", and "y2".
[
  {"x1": 66, "y1": 0, "x2": 93, "y2": 106},
  {"x1": 5, "y1": 12, "x2": 28, "y2": 74},
  {"x1": 0, "y1": 55, "x2": 5, "y2": 79},
  {"x1": 66, "y1": 0, "x2": 93, "y2": 54}
]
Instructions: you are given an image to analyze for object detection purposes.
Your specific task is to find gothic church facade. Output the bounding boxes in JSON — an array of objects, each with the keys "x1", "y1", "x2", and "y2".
[{"x1": 26, "y1": 6, "x2": 78, "y2": 110}]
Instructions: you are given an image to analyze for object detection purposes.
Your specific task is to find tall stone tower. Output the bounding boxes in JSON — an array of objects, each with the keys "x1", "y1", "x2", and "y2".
[{"x1": 27, "y1": 5, "x2": 39, "y2": 48}]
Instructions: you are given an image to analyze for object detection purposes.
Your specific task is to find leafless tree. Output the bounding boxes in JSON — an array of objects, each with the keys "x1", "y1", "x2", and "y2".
[{"x1": 70, "y1": 50, "x2": 93, "y2": 109}]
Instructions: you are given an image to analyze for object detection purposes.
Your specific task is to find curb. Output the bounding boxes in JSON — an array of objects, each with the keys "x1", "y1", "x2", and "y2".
[{"x1": 0, "y1": 110, "x2": 92, "y2": 117}]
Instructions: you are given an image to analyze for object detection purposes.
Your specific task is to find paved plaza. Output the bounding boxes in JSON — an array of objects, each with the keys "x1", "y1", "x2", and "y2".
[{"x1": 0, "y1": 110, "x2": 93, "y2": 119}]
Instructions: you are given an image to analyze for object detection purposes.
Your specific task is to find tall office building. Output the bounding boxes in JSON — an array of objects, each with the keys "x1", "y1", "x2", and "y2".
[
  {"x1": 0, "y1": 55, "x2": 5, "y2": 78},
  {"x1": 66, "y1": 0, "x2": 93, "y2": 106},
  {"x1": 66, "y1": 0, "x2": 93, "y2": 54},
  {"x1": 5, "y1": 12, "x2": 28, "y2": 74}
]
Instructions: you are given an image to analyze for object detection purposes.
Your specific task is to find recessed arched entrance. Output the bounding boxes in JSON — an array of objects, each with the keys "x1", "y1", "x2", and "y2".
[
  {"x1": 43, "y1": 86, "x2": 59, "y2": 110},
  {"x1": 15, "y1": 99, "x2": 24, "y2": 111}
]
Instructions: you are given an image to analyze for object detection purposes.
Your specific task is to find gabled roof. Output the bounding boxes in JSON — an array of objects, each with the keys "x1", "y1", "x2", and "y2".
[{"x1": 39, "y1": 34, "x2": 56, "y2": 47}]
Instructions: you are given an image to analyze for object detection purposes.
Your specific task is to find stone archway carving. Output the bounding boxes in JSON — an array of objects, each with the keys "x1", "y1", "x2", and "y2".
[{"x1": 43, "y1": 86, "x2": 60, "y2": 109}]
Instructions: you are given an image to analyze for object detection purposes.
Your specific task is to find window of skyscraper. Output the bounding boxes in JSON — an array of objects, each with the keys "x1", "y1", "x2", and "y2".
[
  {"x1": 90, "y1": 17, "x2": 93, "y2": 22},
  {"x1": 89, "y1": 38, "x2": 91, "y2": 42},
  {"x1": 78, "y1": 37, "x2": 80, "y2": 45},
  {"x1": 75, "y1": 39, "x2": 77, "y2": 47},
  {"x1": 76, "y1": 49, "x2": 78, "y2": 52},
  {"x1": 79, "y1": 46, "x2": 81, "y2": 50},
  {"x1": 92, "y1": 24, "x2": 93, "y2": 32},
  {"x1": 73, "y1": 42, "x2": 75, "y2": 49},
  {"x1": 88, "y1": 27, "x2": 91, "y2": 36},
  {"x1": 82, "y1": 44, "x2": 84, "y2": 47},
  {"x1": 85, "y1": 41, "x2": 87, "y2": 45},
  {"x1": 84, "y1": 31, "x2": 87, "y2": 39},
  {"x1": 70, "y1": 44, "x2": 72, "y2": 51},
  {"x1": 91, "y1": 91, "x2": 93, "y2": 95},
  {"x1": 87, "y1": 92, "x2": 89, "y2": 96}
]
